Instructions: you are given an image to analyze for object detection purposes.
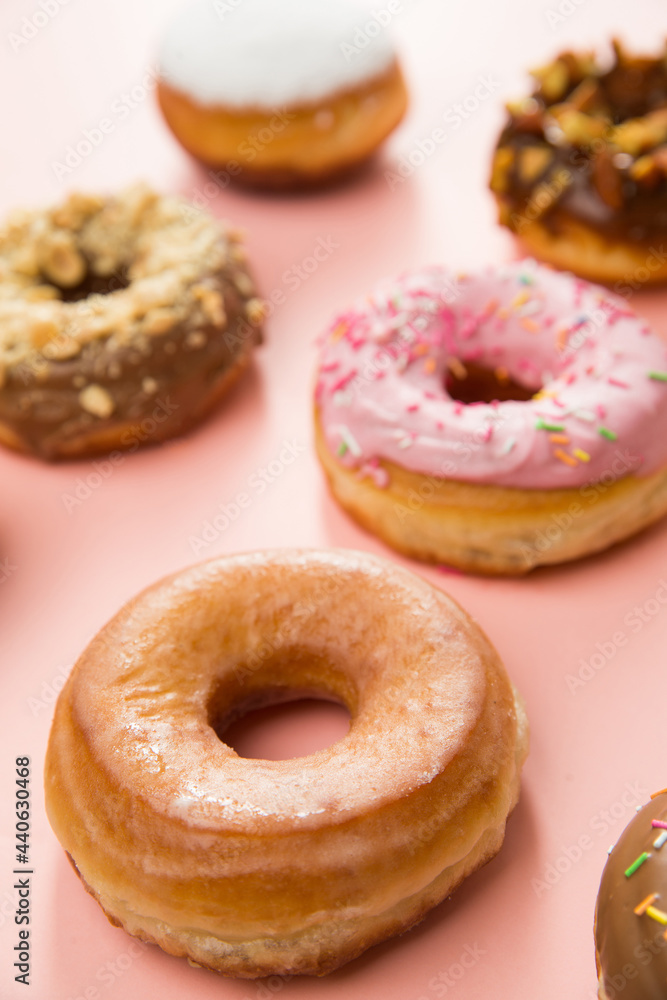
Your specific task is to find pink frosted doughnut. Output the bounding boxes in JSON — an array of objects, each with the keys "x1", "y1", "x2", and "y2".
[{"x1": 314, "y1": 260, "x2": 667, "y2": 573}]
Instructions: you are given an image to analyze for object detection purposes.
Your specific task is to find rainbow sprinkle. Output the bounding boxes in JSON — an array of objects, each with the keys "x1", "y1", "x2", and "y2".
[
  {"x1": 598, "y1": 427, "x2": 618, "y2": 441},
  {"x1": 337, "y1": 425, "x2": 361, "y2": 457},
  {"x1": 634, "y1": 893, "x2": 658, "y2": 915},
  {"x1": 573, "y1": 448, "x2": 591, "y2": 462},
  {"x1": 535, "y1": 419, "x2": 565, "y2": 432},
  {"x1": 554, "y1": 448, "x2": 577, "y2": 467},
  {"x1": 521, "y1": 318, "x2": 540, "y2": 333},
  {"x1": 648, "y1": 371, "x2": 667, "y2": 382},
  {"x1": 625, "y1": 852, "x2": 650, "y2": 878},
  {"x1": 652, "y1": 820, "x2": 667, "y2": 830},
  {"x1": 654, "y1": 831, "x2": 667, "y2": 850},
  {"x1": 646, "y1": 905, "x2": 667, "y2": 925}
]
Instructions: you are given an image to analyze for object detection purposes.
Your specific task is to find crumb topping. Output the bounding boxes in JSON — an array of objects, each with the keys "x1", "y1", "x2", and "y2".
[{"x1": 0, "y1": 184, "x2": 261, "y2": 375}]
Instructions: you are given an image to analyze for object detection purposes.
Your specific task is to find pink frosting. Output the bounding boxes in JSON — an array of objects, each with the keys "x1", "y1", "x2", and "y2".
[{"x1": 314, "y1": 261, "x2": 667, "y2": 490}]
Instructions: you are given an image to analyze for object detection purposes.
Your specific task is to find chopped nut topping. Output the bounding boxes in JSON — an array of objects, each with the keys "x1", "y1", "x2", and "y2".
[
  {"x1": 612, "y1": 110, "x2": 667, "y2": 156},
  {"x1": 246, "y1": 298, "x2": 266, "y2": 325},
  {"x1": 143, "y1": 309, "x2": 176, "y2": 337},
  {"x1": 518, "y1": 146, "x2": 554, "y2": 183},
  {"x1": 490, "y1": 147, "x2": 515, "y2": 193},
  {"x1": 193, "y1": 285, "x2": 226, "y2": 325},
  {"x1": 533, "y1": 60, "x2": 570, "y2": 102},
  {"x1": 550, "y1": 108, "x2": 607, "y2": 146},
  {"x1": 79, "y1": 384, "x2": 115, "y2": 419},
  {"x1": 186, "y1": 331, "x2": 206, "y2": 349},
  {"x1": 0, "y1": 184, "x2": 263, "y2": 376},
  {"x1": 233, "y1": 272, "x2": 255, "y2": 297},
  {"x1": 36, "y1": 232, "x2": 86, "y2": 289}
]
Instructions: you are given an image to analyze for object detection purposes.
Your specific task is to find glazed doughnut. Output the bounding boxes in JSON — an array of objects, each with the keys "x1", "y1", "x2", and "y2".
[
  {"x1": 595, "y1": 788, "x2": 667, "y2": 999},
  {"x1": 157, "y1": 0, "x2": 408, "y2": 189},
  {"x1": 44, "y1": 549, "x2": 528, "y2": 978},
  {"x1": 314, "y1": 260, "x2": 667, "y2": 574},
  {"x1": 490, "y1": 41, "x2": 667, "y2": 285},
  {"x1": 0, "y1": 184, "x2": 263, "y2": 460}
]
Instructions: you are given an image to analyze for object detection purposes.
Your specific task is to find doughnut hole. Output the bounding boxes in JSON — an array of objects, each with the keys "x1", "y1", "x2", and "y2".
[
  {"x1": 49, "y1": 264, "x2": 130, "y2": 302},
  {"x1": 207, "y1": 646, "x2": 355, "y2": 761},
  {"x1": 445, "y1": 360, "x2": 537, "y2": 404}
]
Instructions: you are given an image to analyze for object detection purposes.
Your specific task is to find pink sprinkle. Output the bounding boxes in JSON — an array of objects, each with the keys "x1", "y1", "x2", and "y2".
[
  {"x1": 406, "y1": 404, "x2": 419, "y2": 412},
  {"x1": 331, "y1": 371, "x2": 357, "y2": 393},
  {"x1": 652, "y1": 820, "x2": 667, "y2": 830},
  {"x1": 320, "y1": 360, "x2": 340, "y2": 373},
  {"x1": 552, "y1": 398, "x2": 566, "y2": 408},
  {"x1": 543, "y1": 315, "x2": 555, "y2": 327},
  {"x1": 573, "y1": 279, "x2": 586, "y2": 307},
  {"x1": 608, "y1": 377, "x2": 629, "y2": 389},
  {"x1": 359, "y1": 462, "x2": 390, "y2": 489},
  {"x1": 518, "y1": 357, "x2": 541, "y2": 374},
  {"x1": 459, "y1": 317, "x2": 479, "y2": 340},
  {"x1": 565, "y1": 372, "x2": 577, "y2": 384},
  {"x1": 481, "y1": 424, "x2": 493, "y2": 442},
  {"x1": 596, "y1": 403, "x2": 607, "y2": 419},
  {"x1": 454, "y1": 402, "x2": 464, "y2": 415},
  {"x1": 463, "y1": 346, "x2": 484, "y2": 361},
  {"x1": 436, "y1": 421, "x2": 445, "y2": 430}
]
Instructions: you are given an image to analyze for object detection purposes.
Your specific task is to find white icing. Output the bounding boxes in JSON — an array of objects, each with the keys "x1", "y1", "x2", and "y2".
[{"x1": 159, "y1": 0, "x2": 397, "y2": 109}]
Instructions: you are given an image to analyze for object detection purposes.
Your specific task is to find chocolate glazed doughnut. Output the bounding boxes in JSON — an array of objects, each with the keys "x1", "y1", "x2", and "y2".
[
  {"x1": 595, "y1": 790, "x2": 667, "y2": 999},
  {"x1": 0, "y1": 184, "x2": 263, "y2": 460},
  {"x1": 490, "y1": 41, "x2": 667, "y2": 286}
]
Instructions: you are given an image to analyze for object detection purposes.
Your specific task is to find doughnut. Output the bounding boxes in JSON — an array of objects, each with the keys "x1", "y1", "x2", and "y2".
[
  {"x1": 157, "y1": 0, "x2": 408, "y2": 190},
  {"x1": 0, "y1": 184, "x2": 263, "y2": 461},
  {"x1": 490, "y1": 41, "x2": 667, "y2": 286},
  {"x1": 314, "y1": 260, "x2": 667, "y2": 574},
  {"x1": 44, "y1": 549, "x2": 528, "y2": 978},
  {"x1": 595, "y1": 788, "x2": 667, "y2": 999}
]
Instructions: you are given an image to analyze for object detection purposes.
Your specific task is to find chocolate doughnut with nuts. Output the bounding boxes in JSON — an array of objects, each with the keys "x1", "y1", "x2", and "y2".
[
  {"x1": 0, "y1": 184, "x2": 263, "y2": 460},
  {"x1": 490, "y1": 41, "x2": 667, "y2": 286}
]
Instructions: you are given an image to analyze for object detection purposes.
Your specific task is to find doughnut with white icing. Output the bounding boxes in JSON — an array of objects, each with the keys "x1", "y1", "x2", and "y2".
[{"x1": 157, "y1": 0, "x2": 408, "y2": 188}]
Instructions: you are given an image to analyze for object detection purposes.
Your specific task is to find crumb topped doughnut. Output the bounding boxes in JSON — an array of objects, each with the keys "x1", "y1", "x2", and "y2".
[
  {"x1": 157, "y1": 0, "x2": 408, "y2": 189},
  {"x1": 0, "y1": 184, "x2": 263, "y2": 460},
  {"x1": 44, "y1": 549, "x2": 528, "y2": 978},
  {"x1": 595, "y1": 789, "x2": 667, "y2": 999},
  {"x1": 491, "y1": 41, "x2": 667, "y2": 285},
  {"x1": 314, "y1": 260, "x2": 667, "y2": 573}
]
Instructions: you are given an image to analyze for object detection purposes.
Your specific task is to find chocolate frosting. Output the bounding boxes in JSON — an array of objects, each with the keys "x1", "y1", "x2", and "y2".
[
  {"x1": 0, "y1": 186, "x2": 264, "y2": 460},
  {"x1": 596, "y1": 791, "x2": 667, "y2": 999},
  {"x1": 491, "y1": 42, "x2": 667, "y2": 250}
]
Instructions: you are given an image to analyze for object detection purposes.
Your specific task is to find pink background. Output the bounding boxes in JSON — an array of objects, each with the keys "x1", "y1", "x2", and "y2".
[{"x1": 2, "y1": 0, "x2": 667, "y2": 997}]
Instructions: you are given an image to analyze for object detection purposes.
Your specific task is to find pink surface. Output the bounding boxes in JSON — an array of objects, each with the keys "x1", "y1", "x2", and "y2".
[{"x1": 1, "y1": 1, "x2": 667, "y2": 998}]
